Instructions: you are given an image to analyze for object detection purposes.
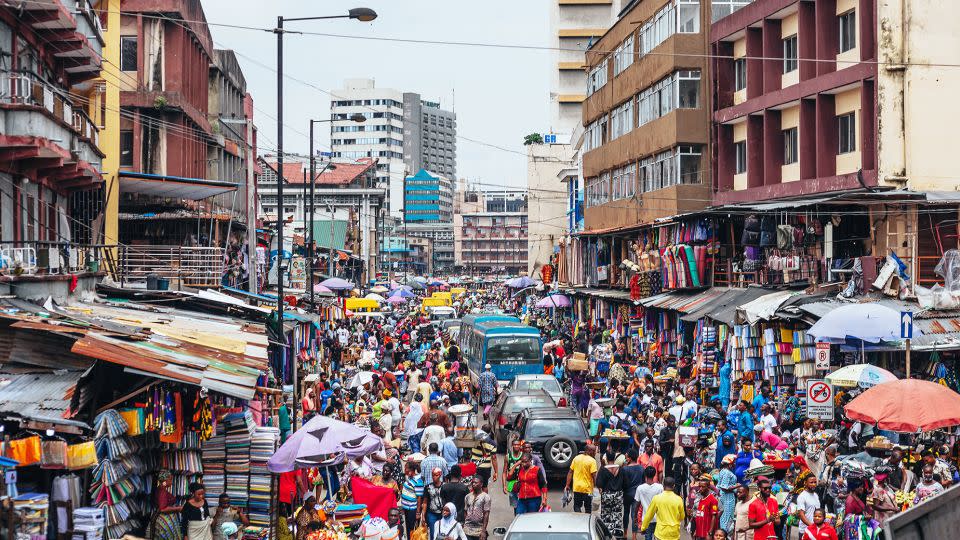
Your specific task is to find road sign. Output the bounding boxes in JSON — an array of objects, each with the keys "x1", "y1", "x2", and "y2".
[
  {"x1": 806, "y1": 379, "x2": 834, "y2": 421},
  {"x1": 815, "y1": 342, "x2": 831, "y2": 370},
  {"x1": 901, "y1": 311, "x2": 913, "y2": 339}
]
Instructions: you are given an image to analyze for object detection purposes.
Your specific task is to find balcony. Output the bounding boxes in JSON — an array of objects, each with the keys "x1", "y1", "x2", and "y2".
[
  {"x1": 0, "y1": 71, "x2": 103, "y2": 189},
  {"x1": 16, "y1": 0, "x2": 103, "y2": 82},
  {"x1": 0, "y1": 241, "x2": 110, "y2": 278}
]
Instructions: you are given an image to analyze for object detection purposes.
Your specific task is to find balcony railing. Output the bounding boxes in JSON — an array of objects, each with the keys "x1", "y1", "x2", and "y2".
[
  {"x1": 0, "y1": 71, "x2": 100, "y2": 146},
  {"x1": 118, "y1": 245, "x2": 226, "y2": 289},
  {"x1": 0, "y1": 241, "x2": 112, "y2": 276}
]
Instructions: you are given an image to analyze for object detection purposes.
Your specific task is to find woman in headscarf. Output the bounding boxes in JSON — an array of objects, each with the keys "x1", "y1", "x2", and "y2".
[
  {"x1": 294, "y1": 496, "x2": 324, "y2": 540},
  {"x1": 180, "y1": 483, "x2": 212, "y2": 540},
  {"x1": 733, "y1": 438, "x2": 763, "y2": 484},
  {"x1": 870, "y1": 467, "x2": 899, "y2": 524},
  {"x1": 431, "y1": 503, "x2": 466, "y2": 540},
  {"x1": 149, "y1": 470, "x2": 182, "y2": 540},
  {"x1": 715, "y1": 434, "x2": 737, "y2": 470},
  {"x1": 595, "y1": 447, "x2": 625, "y2": 538}
]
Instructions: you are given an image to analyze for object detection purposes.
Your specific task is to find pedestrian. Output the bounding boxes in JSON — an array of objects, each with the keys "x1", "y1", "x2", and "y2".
[
  {"x1": 747, "y1": 478, "x2": 778, "y2": 540},
  {"x1": 715, "y1": 455, "x2": 738, "y2": 535},
  {"x1": 470, "y1": 428, "x2": 498, "y2": 485},
  {"x1": 476, "y1": 364, "x2": 498, "y2": 415},
  {"x1": 639, "y1": 476, "x2": 685, "y2": 540},
  {"x1": 566, "y1": 443, "x2": 598, "y2": 514},
  {"x1": 462, "y1": 476, "x2": 491, "y2": 540},
  {"x1": 440, "y1": 465, "x2": 469, "y2": 522},
  {"x1": 639, "y1": 440, "x2": 665, "y2": 483},
  {"x1": 634, "y1": 467, "x2": 663, "y2": 540},
  {"x1": 508, "y1": 452, "x2": 547, "y2": 515},
  {"x1": 692, "y1": 475, "x2": 719, "y2": 540},
  {"x1": 596, "y1": 447, "x2": 625, "y2": 538},
  {"x1": 795, "y1": 473, "x2": 821, "y2": 538},
  {"x1": 400, "y1": 461, "x2": 425, "y2": 540},
  {"x1": 292, "y1": 495, "x2": 322, "y2": 540},
  {"x1": 422, "y1": 468, "x2": 446, "y2": 540},
  {"x1": 803, "y1": 509, "x2": 839, "y2": 540},
  {"x1": 732, "y1": 484, "x2": 751, "y2": 540},
  {"x1": 431, "y1": 503, "x2": 466, "y2": 540},
  {"x1": 181, "y1": 483, "x2": 212, "y2": 540}
]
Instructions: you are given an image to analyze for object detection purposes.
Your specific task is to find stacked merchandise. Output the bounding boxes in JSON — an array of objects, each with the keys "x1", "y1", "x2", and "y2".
[
  {"x1": 73, "y1": 507, "x2": 106, "y2": 540},
  {"x1": 160, "y1": 430, "x2": 203, "y2": 501},
  {"x1": 248, "y1": 426, "x2": 279, "y2": 529},
  {"x1": 728, "y1": 325, "x2": 763, "y2": 375},
  {"x1": 645, "y1": 310, "x2": 681, "y2": 358},
  {"x1": 13, "y1": 493, "x2": 48, "y2": 540},
  {"x1": 242, "y1": 526, "x2": 270, "y2": 540},
  {"x1": 762, "y1": 326, "x2": 796, "y2": 387},
  {"x1": 202, "y1": 423, "x2": 226, "y2": 505},
  {"x1": 91, "y1": 410, "x2": 146, "y2": 539},
  {"x1": 792, "y1": 331, "x2": 817, "y2": 379},
  {"x1": 224, "y1": 412, "x2": 255, "y2": 510},
  {"x1": 697, "y1": 323, "x2": 720, "y2": 395}
]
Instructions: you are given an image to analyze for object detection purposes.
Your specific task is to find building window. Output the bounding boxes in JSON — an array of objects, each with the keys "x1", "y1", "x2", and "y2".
[
  {"x1": 677, "y1": 146, "x2": 702, "y2": 184},
  {"x1": 838, "y1": 112, "x2": 856, "y2": 153},
  {"x1": 611, "y1": 163, "x2": 637, "y2": 200},
  {"x1": 734, "y1": 141, "x2": 747, "y2": 174},
  {"x1": 677, "y1": 0, "x2": 700, "y2": 33},
  {"x1": 587, "y1": 59, "x2": 608, "y2": 96},
  {"x1": 783, "y1": 34, "x2": 798, "y2": 73},
  {"x1": 783, "y1": 127, "x2": 798, "y2": 165},
  {"x1": 120, "y1": 36, "x2": 138, "y2": 71},
  {"x1": 711, "y1": 0, "x2": 752, "y2": 22},
  {"x1": 839, "y1": 11, "x2": 856, "y2": 53},
  {"x1": 610, "y1": 99, "x2": 634, "y2": 140},
  {"x1": 677, "y1": 70, "x2": 700, "y2": 108},
  {"x1": 613, "y1": 35, "x2": 635, "y2": 76},
  {"x1": 734, "y1": 58, "x2": 747, "y2": 91},
  {"x1": 120, "y1": 129, "x2": 134, "y2": 167}
]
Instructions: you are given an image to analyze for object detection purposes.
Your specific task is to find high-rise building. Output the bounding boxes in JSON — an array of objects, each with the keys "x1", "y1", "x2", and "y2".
[
  {"x1": 404, "y1": 170, "x2": 453, "y2": 223},
  {"x1": 330, "y1": 79, "x2": 456, "y2": 217},
  {"x1": 455, "y1": 184, "x2": 529, "y2": 276}
]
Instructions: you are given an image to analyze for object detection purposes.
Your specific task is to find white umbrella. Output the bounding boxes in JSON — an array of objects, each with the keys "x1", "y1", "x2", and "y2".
[
  {"x1": 807, "y1": 303, "x2": 902, "y2": 343},
  {"x1": 347, "y1": 371, "x2": 376, "y2": 389},
  {"x1": 364, "y1": 293, "x2": 386, "y2": 303}
]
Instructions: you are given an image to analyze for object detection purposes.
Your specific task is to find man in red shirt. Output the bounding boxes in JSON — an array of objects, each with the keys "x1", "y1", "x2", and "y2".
[
  {"x1": 748, "y1": 478, "x2": 779, "y2": 540},
  {"x1": 638, "y1": 440, "x2": 665, "y2": 482},
  {"x1": 693, "y1": 475, "x2": 719, "y2": 540}
]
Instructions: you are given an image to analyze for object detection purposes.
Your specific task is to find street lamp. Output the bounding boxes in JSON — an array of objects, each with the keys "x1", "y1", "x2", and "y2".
[
  {"x1": 274, "y1": 8, "x2": 376, "y2": 431},
  {"x1": 307, "y1": 113, "x2": 365, "y2": 308}
]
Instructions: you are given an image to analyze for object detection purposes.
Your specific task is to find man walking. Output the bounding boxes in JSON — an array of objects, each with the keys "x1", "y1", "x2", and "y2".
[
  {"x1": 565, "y1": 443, "x2": 598, "y2": 514},
  {"x1": 639, "y1": 477, "x2": 685, "y2": 540},
  {"x1": 634, "y1": 466, "x2": 663, "y2": 540}
]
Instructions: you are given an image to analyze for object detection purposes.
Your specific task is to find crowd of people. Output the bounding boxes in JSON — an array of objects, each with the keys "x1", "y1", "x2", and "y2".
[{"x1": 262, "y1": 284, "x2": 954, "y2": 540}]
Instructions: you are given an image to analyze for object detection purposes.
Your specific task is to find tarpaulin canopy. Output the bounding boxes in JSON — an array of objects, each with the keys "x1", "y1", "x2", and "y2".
[
  {"x1": 845, "y1": 379, "x2": 960, "y2": 432},
  {"x1": 119, "y1": 171, "x2": 237, "y2": 200}
]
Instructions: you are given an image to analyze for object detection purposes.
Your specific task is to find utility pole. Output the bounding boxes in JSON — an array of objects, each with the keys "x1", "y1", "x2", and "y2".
[
  {"x1": 403, "y1": 171, "x2": 408, "y2": 280},
  {"x1": 308, "y1": 124, "x2": 315, "y2": 307},
  {"x1": 246, "y1": 115, "x2": 257, "y2": 294}
]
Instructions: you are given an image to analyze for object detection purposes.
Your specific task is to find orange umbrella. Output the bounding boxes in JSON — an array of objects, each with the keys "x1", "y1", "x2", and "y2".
[{"x1": 844, "y1": 379, "x2": 960, "y2": 432}]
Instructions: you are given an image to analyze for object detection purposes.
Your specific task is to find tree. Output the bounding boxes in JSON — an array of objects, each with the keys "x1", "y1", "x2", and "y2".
[{"x1": 523, "y1": 133, "x2": 544, "y2": 146}]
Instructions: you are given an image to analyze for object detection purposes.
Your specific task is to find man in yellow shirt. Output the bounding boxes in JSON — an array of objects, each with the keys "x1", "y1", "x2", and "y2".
[
  {"x1": 564, "y1": 443, "x2": 598, "y2": 513},
  {"x1": 640, "y1": 477, "x2": 685, "y2": 540}
]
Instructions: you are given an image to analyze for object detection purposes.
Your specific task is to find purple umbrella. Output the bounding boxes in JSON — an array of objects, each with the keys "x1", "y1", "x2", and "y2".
[
  {"x1": 313, "y1": 284, "x2": 333, "y2": 295},
  {"x1": 506, "y1": 276, "x2": 536, "y2": 288},
  {"x1": 320, "y1": 277, "x2": 355, "y2": 291},
  {"x1": 536, "y1": 294, "x2": 571, "y2": 308},
  {"x1": 386, "y1": 296, "x2": 408, "y2": 304},
  {"x1": 390, "y1": 288, "x2": 416, "y2": 299},
  {"x1": 267, "y1": 415, "x2": 384, "y2": 473}
]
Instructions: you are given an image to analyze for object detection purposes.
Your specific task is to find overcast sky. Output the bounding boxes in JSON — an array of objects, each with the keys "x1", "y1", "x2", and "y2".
[{"x1": 203, "y1": 0, "x2": 551, "y2": 188}]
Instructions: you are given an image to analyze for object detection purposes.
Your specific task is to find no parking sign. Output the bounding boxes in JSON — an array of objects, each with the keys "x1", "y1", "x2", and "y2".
[{"x1": 806, "y1": 379, "x2": 834, "y2": 421}]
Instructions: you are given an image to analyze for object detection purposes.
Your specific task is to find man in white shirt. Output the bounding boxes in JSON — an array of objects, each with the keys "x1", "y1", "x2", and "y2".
[
  {"x1": 406, "y1": 366, "x2": 422, "y2": 402},
  {"x1": 794, "y1": 474, "x2": 821, "y2": 537},
  {"x1": 760, "y1": 403, "x2": 778, "y2": 433},
  {"x1": 336, "y1": 325, "x2": 350, "y2": 347},
  {"x1": 388, "y1": 394, "x2": 403, "y2": 430},
  {"x1": 634, "y1": 466, "x2": 663, "y2": 540}
]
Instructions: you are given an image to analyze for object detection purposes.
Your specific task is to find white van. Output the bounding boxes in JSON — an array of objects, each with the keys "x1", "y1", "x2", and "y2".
[{"x1": 428, "y1": 306, "x2": 456, "y2": 323}]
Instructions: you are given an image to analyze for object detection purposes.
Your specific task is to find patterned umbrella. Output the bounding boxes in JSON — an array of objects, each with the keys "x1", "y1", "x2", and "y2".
[
  {"x1": 826, "y1": 364, "x2": 897, "y2": 388},
  {"x1": 268, "y1": 415, "x2": 383, "y2": 472}
]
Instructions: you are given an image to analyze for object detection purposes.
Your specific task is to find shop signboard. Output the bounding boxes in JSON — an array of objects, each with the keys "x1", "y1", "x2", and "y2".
[{"x1": 806, "y1": 379, "x2": 834, "y2": 421}]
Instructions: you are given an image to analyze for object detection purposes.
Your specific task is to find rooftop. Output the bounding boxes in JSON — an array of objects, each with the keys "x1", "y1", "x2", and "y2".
[{"x1": 265, "y1": 158, "x2": 377, "y2": 186}]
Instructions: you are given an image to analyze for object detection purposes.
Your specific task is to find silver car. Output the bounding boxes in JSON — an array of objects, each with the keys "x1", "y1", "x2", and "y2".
[
  {"x1": 509, "y1": 374, "x2": 564, "y2": 405},
  {"x1": 502, "y1": 512, "x2": 612, "y2": 540}
]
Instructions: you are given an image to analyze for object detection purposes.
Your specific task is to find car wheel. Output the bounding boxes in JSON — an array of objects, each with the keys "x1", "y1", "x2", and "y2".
[{"x1": 543, "y1": 436, "x2": 576, "y2": 469}]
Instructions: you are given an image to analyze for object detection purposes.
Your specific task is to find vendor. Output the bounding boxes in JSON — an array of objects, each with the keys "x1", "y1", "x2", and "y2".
[
  {"x1": 294, "y1": 496, "x2": 325, "y2": 540},
  {"x1": 181, "y1": 483, "x2": 212, "y2": 540},
  {"x1": 150, "y1": 470, "x2": 182, "y2": 540},
  {"x1": 212, "y1": 495, "x2": 248, "y2": 540}
]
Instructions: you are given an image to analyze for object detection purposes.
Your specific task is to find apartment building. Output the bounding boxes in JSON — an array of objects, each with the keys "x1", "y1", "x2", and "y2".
[
  {"x1": 330, "y1": 79, "x2": 456, "y2": 217},
  {"x1": 455, "y1": 187, "x2": 529, "y2": 276}
]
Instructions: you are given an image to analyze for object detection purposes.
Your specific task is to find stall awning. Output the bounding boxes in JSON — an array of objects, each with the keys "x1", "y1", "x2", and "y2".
[
  {"x1": 704, "y1": 286, "x2": 780, "y2": 327},
  {"x1": 566, "y1": 287, "x2": 635, "y2": 303},
  {"x1": 119, "y1": 171, "x2": 239, "y2": 200},
  {"x1": 638, "y1": 288, "x2": 724, "y2": 312}
]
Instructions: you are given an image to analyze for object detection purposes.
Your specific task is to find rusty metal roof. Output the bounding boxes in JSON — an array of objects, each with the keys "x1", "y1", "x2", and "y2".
[{"x1": 0, "y1": 370, "x2": 91, "y2": 429}]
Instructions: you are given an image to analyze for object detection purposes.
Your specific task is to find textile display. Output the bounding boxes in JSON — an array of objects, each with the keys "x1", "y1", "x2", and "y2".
[
  {"x1": 67, "y1": 441, "x2": 98, "y2": 470},
  {"x1": 7, "y1": 435, "x2": 41, "y2": 466},
  {"x1": 248, "y1": 426, "x2": 279, "y2": 528},
  {"x1": 202, "y1": 422, "x2": 226, "y2": 502},
  {"x1": 350, "y1": 477, "x2": 396, "y2": 520},
  {"x1": 224, "y1": 412, "x2": 256, "y2": 509},
  {"x1": 91, "y1": 409, "x2": 145, "y2": 539}
]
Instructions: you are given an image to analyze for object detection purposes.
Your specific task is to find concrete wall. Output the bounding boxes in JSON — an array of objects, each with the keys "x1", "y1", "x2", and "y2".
[
  {"x1": 527, "y1": 143, "x2": 570, "y2": 275},
  {"x1": 877, "y1": 0, "x2": 960, "y2": 190}
]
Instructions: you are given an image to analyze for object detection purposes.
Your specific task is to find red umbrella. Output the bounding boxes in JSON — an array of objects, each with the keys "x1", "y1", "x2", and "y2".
[{"x1": 844, "y1": 379, "x2": 960, "y2": 432}]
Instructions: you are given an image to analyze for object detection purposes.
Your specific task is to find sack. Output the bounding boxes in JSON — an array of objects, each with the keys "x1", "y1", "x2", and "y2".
[
  {"x1": 744, "y1": 215, "x2": 761, "y2": 232},
  {"x1": 40, "y1": 439, "x2": 67, "y2": 469},
  {"x1": 410, "y1": 525, "x2": 428, "y2": 540},
  {"x1": 7, "y1": 435, "x2": 41, "y2": 466},
  {"x1": 760, "y1": 229, "x2": 777, "y2": 247}
]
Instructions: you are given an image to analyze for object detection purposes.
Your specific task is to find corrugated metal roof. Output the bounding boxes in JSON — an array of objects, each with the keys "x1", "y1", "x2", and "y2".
[
  {"x1": 311, "y1": 220, "x2": 348, "y2": 251},
  {"x1": 706, "y1": 287, "x2": 779, "y2": 326},
  {"x1": 566, "y1": 287, "x2": 635, "y2": 302},
  {"x1": 0, "y1": 371, "x2": 90, "y2": 429}
]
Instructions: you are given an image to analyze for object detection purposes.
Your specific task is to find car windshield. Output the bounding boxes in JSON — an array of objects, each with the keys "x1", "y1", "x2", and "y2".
[
  {"x1": 527, "y1": 418, "x2": 585, "y2": 439},
  {"x1": 504, "y1": 395, "x2": 553, "y2": 415},
  {"x1": 515, "y1": 378, "x2": 561, "y2": 394},
  {"x1": 486, "y1": 336, "x2": 540, "y2": 363},
  {"x1": 507, "y1": 534, "x2": 590, "y2": 540}
]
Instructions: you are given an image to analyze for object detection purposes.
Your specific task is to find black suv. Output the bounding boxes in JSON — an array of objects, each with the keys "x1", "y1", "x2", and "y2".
[
  {"x1": 488, "y1": 388, "x2": 556, "y2": 450},
  {"x1": 512, "y1": 408, "x2": 589, "y2": 475}
]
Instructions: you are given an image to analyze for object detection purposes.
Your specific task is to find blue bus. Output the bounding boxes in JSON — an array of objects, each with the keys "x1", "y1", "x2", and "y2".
[{"x1": 459, "y1": 314, "x2": 543, "y2": 383}]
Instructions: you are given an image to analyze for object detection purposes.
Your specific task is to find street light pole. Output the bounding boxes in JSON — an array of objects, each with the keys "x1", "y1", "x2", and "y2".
[{"x1": 274, "y1": 7, "x2": 377, "y2": 431}]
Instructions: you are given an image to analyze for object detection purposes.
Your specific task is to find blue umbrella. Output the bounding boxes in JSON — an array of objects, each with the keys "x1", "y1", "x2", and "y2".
[
  {"x1": 390, "y1": 288, "x2": 416, "y2": 299},
  {"x1": 506, "y1": 276, "x2": 535, "y2": 288}
]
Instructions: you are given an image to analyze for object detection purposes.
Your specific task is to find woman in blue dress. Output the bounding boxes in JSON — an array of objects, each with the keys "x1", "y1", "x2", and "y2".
[{"x1": 734, "y1": 437, "x2": 763, "y2": 483}]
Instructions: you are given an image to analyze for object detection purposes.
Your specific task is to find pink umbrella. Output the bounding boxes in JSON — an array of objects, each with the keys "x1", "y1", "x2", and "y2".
[
  {"x1": 386, "y1": 296, "x2": 408, "y2": 304},
  {"x1": 536, "y1": 294, "x2": 571, "y2": 308},
  {"x1": 313, "y1": 284, "x2": 332, "y2": 294}
]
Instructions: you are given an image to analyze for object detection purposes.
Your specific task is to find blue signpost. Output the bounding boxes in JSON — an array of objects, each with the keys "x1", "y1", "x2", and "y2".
[{"x1": 902, "y1": 311, "x2": 913, "y2": 377}]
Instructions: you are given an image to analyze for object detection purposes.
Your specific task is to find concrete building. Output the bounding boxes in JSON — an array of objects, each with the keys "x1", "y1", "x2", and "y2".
[
  {"x1": 526, "y1": 144, "x2": 571, "y2": 276},
  {"x1": 550, "y1": 0, "x2": 626, "y2": 134},
  {"x1": 455, "y1": 185, "x2": 529, "y2": 276},
  {"x1": 0, "y1": 0, "x2": 106, "y2": 299},
  {"x1": 581, "y1": 0, "x2": 713, "y2": 232},
  {"x1": 330, "y1": 79, "x2": 456, "y2": 217},
  {"x1": 258, "y1": 157, "x2": 385, "y2": 284},
  {"x1": 404, "y1": 222, "x2": 455, "y2": 275}
]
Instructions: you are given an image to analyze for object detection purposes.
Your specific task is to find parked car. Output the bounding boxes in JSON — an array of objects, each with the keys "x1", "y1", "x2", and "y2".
[
  {"x1": 488, "y1": 388, "x2": 555, "y2": 449},
  {"x1": 503, "y1": 510, "x2": 612, "y2": 540},
  {"x1": 509, "y1": 374, "x2": 565, "y2": 406},
  {"x1": 513, "y1": 408, "x2": 589, "y2": 475}
]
